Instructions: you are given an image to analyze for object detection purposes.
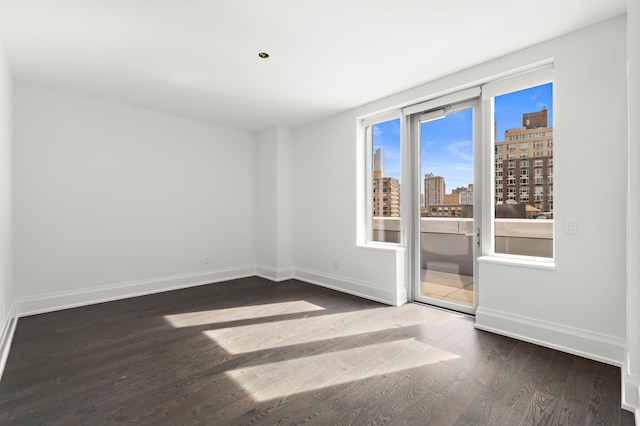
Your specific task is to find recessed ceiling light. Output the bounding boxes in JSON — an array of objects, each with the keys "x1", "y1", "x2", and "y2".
[{"x1": 258, "y1": 52, "x2": 269, "y2": 59}]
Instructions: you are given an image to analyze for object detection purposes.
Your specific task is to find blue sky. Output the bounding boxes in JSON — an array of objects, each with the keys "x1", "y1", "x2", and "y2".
[{"x1": 373, "y1": 82, "x2": 553, "y2": 192}]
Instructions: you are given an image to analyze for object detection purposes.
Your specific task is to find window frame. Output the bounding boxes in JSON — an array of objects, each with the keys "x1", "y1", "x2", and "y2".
[
  {"x1": 360, "y1": 111, "x2": 403, "y2": 246},
  {"x1": 357, "y1": 64, "x2": 555, "y2": 270},
  {"x1": 480, "y1": 65, "x2": 555, "y2": 267}
]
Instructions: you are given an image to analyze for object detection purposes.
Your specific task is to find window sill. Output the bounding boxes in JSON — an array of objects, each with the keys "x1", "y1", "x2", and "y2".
[
  {"x1": 357, "y1": 241, "x2": 405, "y2": 252},
  {"x1": 478, "y1": 255, "x2": 555, "y2": 270}
]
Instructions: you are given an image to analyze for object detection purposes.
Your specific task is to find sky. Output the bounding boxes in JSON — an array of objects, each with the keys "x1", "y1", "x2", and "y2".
[{"x1": 373, "y1": 82, "x2": 553, "y2": 192}]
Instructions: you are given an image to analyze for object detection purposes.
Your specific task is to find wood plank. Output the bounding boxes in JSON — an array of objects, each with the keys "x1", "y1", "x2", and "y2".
[{"x1": 0, "y1": 277, "x2": 633, "y2": 425}]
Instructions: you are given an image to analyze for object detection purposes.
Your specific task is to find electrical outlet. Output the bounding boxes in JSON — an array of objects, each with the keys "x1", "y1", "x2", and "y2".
[
  {"x1": 204, "y1": 257, "x2": 210, "y2": 264},
  {"x1": 334, "y1": 261, "x2": 339, "y2": 270}
]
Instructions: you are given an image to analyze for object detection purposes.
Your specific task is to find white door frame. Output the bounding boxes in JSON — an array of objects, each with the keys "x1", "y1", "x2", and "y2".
[{"x1": 406, "y1": 98, "x2": 482, "y2": 314}]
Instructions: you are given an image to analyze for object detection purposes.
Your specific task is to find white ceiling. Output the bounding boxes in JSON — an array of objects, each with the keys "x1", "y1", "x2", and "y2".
[{"x1": 0, "y1": 0, "x2": 627, "y2": 131}]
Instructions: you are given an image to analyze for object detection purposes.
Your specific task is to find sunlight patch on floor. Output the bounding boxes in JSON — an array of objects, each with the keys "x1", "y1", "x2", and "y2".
[
  {"x1": 226, "y1": 338, "x2": 460, "y2": 402},
  {"x1": 203, "y1": 306, "x2": 451, "y2": 354},
  {"x1": 164, "y1": 300, "x2": 325, "y2": 328}
]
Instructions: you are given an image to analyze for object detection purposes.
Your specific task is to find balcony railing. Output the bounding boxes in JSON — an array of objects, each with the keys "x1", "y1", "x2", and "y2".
[{"x1": 373, "y1": 217, "x2": 553, "y2": 275}]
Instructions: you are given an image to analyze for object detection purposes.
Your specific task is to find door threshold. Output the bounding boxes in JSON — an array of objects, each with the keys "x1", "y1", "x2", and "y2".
[{"x1": 412, "y1": 300, "x2": 476, "y2": 318}]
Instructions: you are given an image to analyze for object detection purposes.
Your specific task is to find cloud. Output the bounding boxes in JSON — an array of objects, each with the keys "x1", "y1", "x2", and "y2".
[
  {"x1": 530, "y1": 89, "x2": 542, "y2": 100},
  {"x1": 444, "y1": 140, "x2": 473, "y2": 162}
]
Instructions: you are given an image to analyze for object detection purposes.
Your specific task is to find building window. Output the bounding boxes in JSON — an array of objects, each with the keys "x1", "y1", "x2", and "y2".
[
  {"x1": 367, "y1": 117, "x2": 401, "y2": 244},
  {"x1": 488, "y1": 75, "x2": 553, "y2": 259}
]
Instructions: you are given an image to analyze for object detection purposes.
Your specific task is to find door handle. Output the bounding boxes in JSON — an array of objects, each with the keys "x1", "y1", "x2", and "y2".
[{"x1": 465, "y1": 230, "x2": 480, "y2": 248}]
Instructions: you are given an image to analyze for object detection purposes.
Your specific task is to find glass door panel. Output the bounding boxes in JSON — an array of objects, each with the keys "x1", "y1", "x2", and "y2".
[{"x1": 415, "y1": 100, "x2": 479, "y2": 314}]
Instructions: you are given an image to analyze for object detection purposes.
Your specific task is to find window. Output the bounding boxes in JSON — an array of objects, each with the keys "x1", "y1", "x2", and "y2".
[
  {"x1": 366, "y1": 117, "x2": 401, "y2": 243},
  {"x1": 487, "y1": 72, "x2": 553, "y2": 259}
]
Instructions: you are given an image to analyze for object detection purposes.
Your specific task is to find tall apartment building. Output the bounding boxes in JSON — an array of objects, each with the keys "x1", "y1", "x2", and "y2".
[
  {"x1": 452, "y1": 184, "x2": 474, "y2": 205},
  {"x1": 372, "y1": 148, "x2": 400, "y2": 217},
  {"x1": 495, "y1": 107, "x2": 553, "y2": 216},
  {"x1": 424, "y1": 173, "x2": 445, "y2": 207}
]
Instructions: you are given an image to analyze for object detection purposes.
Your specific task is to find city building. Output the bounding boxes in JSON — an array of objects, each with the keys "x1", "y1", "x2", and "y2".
[
  {"x1": 452, "y1": 184, "x2": 474, "y2": 205},
  {"x1": 495, "y1": 107, "x2": 554, "y2": 216},
  {"x1": 373, "y1": 148, "x2": 400, "y2": 216},
  {"x1": 423, "y1": 180, "x2": 473, "y2": 217},
  {"x1": 424, "y1": 173, "x2": 445, "y2": 207},
  {"x1": 373, "y1": 147, "x2": 384, "y2": 177}
]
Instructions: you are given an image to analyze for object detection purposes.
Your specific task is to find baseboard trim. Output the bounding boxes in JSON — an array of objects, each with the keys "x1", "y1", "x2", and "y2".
[
  {"x1": 255, "y1": 264, "x2": 295, "y2": 282},
  {"x1": 622, "y1": 367, "x2": 640, "y2": 415},
  {"x1": 14, "y1": 265, "x2": 257, "y2": 317},
  {"x1": 294, "y1": 266, "x2": 401, "y2": 306},
  {"x1": 0, "y1": 302, "x2": 17, "y2": 381},
  {"x1": 475, "y1": 306, "x2": 626, "y2": 366}
]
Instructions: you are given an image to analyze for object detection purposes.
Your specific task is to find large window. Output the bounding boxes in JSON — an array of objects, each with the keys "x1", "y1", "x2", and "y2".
[
  {"x1": 368, "y1": 118, "x2": 401, "y2": 243},
  {"x1": 490, "y1": 78, "x2": 554, "y2": 258}
]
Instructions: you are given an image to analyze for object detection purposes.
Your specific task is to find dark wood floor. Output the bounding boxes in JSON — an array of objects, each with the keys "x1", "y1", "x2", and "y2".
[{"x1": 0, "y1": 277, "x2": 634, "y2": 425}]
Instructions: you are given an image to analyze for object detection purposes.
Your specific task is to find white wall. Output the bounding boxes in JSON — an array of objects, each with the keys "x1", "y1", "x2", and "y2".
[
  {"x1": 0, "y1": 39, "x2": 13, "y2": 351},
  {"x1": 476, "y1": 16, "x2": 628, "y2": 365},
  {"x1": 256, "y1": 126, "x2": 295, "y2": 280},
  {"x1": 256, "y1": 127, "x2": 278, "y2": 270},
  {"x1": 292, "y1": 16, "x2": 628, "y2": 361},
  {"x1": 293, "y1": 113, "x2": 406, "y2": 305},
  {"x1": 13, "y1": 85, "x2": 257, "y2": 314},
  {"x1": 275, "y1": 126, "x2": 294, "y2": 273},
  {"x1": 626, "y1": 0, "x2": 640, "y2": 417}
]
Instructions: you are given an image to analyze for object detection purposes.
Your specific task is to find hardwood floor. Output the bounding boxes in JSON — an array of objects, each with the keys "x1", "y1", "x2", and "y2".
[{"x1": 0, "y1": 277, "x2": 634, "y2": 425}]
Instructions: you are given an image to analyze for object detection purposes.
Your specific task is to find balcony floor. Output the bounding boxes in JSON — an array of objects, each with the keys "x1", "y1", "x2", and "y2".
[{"x1": 420, "y1": 269, "x2": 473, "y2": 306}]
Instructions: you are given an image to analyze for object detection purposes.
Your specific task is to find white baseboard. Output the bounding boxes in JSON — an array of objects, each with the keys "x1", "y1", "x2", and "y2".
[
  {"x1": 255, "y1": 264, "x2": 295, "y2": 282},
  {"x1": 622, "y1": 366, "x2": 640, "y2": 415},
  {"x1": 14, "y1": 265, "x2": 257, "y2": 317},
  {"x1": 294, "y1": 266, "x2": 403, "y2": 306},
  {"x1": 0, "y1": 301, "x2": 17, "y2": 381},
  {"x1": 475, "y1": 306, "x2": 626, "y2": 366}
]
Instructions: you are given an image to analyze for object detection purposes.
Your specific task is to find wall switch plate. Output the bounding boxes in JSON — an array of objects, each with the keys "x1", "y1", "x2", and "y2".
[{"x1": 564, "y1": 220, "x2": 578, "y2": 234}]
